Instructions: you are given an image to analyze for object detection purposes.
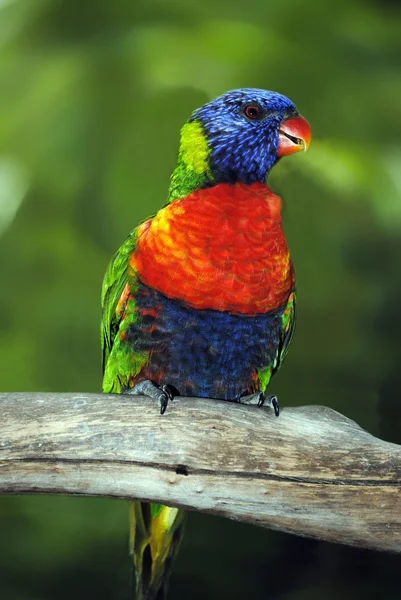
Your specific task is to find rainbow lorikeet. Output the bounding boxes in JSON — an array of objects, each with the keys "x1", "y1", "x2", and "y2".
[{"x1": 101, "y1": 88, "x2": 311, "y2": 600}]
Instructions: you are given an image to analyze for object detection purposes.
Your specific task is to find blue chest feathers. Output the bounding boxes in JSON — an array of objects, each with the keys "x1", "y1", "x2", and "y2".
[{"x1": 126, "y1": 283, "x2": 285, "y2": 400}]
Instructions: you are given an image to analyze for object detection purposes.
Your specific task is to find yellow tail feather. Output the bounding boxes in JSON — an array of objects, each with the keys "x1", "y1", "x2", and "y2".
[{"x1": 130, "y1": 501, "x2": 186, "y2": 600}]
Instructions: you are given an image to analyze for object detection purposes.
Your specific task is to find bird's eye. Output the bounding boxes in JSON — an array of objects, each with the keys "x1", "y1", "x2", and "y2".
[{"x1": 243, "y1": 104, "x2": 262, "y2": 120}]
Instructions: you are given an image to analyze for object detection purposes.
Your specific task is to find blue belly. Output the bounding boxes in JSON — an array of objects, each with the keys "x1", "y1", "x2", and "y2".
[{"x1": 126, "y1": 283, "x2": 285, "y2": 400}]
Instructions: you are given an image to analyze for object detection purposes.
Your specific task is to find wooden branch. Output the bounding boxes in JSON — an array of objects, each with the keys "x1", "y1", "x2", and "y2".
[{"x1": 0, "y1": 392, "x2": 400, "y2": 553}]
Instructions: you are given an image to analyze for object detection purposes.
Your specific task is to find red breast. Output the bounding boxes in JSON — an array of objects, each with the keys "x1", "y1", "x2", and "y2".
[{"x1": 130, "y1": 182, "x2": 294, "y2": 315}]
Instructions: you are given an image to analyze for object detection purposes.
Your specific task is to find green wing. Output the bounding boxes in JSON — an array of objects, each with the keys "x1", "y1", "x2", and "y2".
[
  {"x1": 277, "y1": 291, "x2": 296, "y2": 368},
  {"x1": 259, "y1": 292, "x2": 296, "y2": 392},
  {"x1": 101, "y1": 230, "x2": 147, "y2": 393}
]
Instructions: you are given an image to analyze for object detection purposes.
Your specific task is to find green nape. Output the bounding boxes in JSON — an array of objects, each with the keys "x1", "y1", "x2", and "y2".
[{"x1": 168, "y1": 120, "x2": 212, "y2": 202}]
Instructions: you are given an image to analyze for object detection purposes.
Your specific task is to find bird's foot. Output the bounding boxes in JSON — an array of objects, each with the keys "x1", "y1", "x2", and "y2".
[
  {"x1": 236, "y1": 391, "x2": 280, "y2": 416},
  {"x1": 123, "y1": 380, "x2": 175, "y2": 415}
]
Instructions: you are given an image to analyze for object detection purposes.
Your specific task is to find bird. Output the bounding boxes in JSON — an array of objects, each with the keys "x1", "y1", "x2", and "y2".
[{"x1": 101, "y1": 88, "x2": 311, "y2": 600}]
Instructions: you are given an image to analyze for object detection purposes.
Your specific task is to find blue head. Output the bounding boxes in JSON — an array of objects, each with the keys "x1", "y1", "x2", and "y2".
[
  {"x1": 168, "y1": 88, "x2": 311, "y2": 201},
  {"x1": 191, "y1": 88, "x2": 310, "y2": 185}
]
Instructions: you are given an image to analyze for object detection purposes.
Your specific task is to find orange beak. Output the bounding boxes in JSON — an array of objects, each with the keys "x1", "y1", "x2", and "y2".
[{"x1": 277, "y1": 115, "x2": 311, "y2": 157}]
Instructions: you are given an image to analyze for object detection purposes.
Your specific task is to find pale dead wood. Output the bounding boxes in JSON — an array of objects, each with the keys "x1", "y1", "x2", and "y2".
[{"x1": 0, "y1": 392, "x2": 400, "y2": 552}]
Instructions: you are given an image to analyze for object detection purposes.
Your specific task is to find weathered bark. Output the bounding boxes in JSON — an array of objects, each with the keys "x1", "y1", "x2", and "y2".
[{"x1": 0, "y1": 392, "x2": 400, "y2": 552}]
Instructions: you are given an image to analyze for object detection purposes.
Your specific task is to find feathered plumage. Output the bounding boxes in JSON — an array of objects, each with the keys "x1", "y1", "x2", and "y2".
[{"x1": 101, "y1": 88, "x2": 311, "y2": 599}]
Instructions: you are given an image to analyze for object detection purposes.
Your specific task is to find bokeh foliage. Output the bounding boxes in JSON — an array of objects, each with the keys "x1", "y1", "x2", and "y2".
[{"x1": 0, "y1": 0, "x2": 400, "y2": 598}]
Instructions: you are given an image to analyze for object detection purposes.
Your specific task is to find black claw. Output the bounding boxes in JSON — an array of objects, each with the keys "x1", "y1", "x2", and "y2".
[
  {"x1": 124, "y1": 379, "x2": 177, "y2": 415},
  {"x1": 257, "y1": 393, "x2": 280, "y2": 416},
  {"x1": 272, "y1": 396, "x2": 280, "y2": 417},
  {"x1": 161, "y1": 384, "x2": 175, "y2": 401},
  {"x1": 159, "y1": 385, "x2": 176, "y2": 415},
  {"x1": 257, "y1": 392, "x2": 265, "y2": 408},
  {"x1": 159, "y1": 393, "x2": 168, "y2": 415}
]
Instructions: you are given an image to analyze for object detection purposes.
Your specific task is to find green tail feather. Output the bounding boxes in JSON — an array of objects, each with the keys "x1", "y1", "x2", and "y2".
[{"x1": 130, "y1": 501, "x2": 186, "y2": 600}]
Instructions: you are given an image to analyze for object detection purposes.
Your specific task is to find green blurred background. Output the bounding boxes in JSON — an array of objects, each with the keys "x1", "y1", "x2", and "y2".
[{"x1": 0, "y1": 0, "x2": 400, "y2": 598}]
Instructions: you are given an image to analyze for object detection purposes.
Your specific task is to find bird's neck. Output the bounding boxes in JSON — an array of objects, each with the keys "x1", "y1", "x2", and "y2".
[
  {"x1": 167, "y1": 121, "x2": 212, "y2": 203},
  {"x1": 167, "y1": 120, "x2": 271, "y2": 202}
]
